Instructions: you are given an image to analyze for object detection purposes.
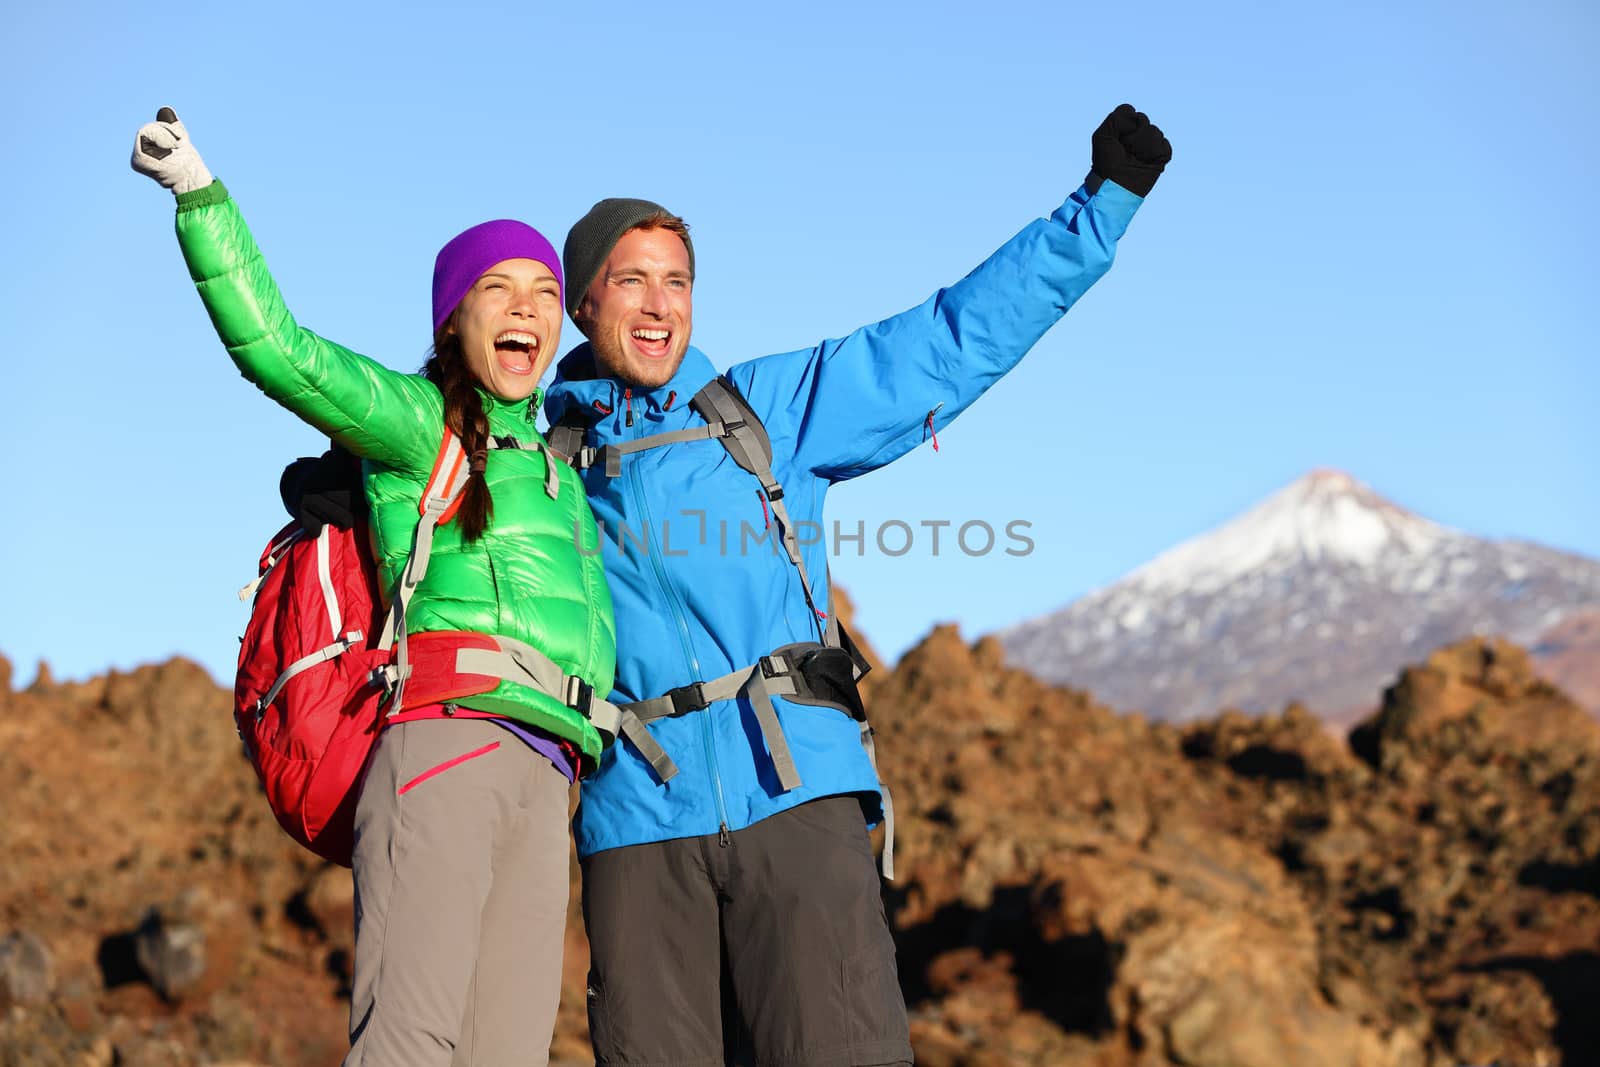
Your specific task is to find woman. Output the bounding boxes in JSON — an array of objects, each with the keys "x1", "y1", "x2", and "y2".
[{"x1": 132, "y1": 110, "x2": 614, "y2": 1067}]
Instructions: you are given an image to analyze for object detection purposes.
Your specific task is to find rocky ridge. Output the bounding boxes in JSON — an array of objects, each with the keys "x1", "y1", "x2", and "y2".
[{"x1": 2, "y1": 615, "x2": 1598, "y2": 1065}]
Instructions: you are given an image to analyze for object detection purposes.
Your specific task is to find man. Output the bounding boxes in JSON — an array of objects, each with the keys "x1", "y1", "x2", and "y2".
[{"x1": 547, "y1": 104, "x2": 1171, "y2": 1067}]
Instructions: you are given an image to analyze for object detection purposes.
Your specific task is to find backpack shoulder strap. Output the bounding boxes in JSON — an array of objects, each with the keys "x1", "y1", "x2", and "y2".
[
  {"x1": 423, "y1": 430, "x2": 472, "y2": 525},
  {"x1": 544, "y1": 408, "x2": 595, "y2": 471},
  {"x1": 377, "y1": 427, "x2": 474, "y2": 708},
  {"x1": 585, "y1": 417, "x2": 726, "y2": 479},
  {"x1": 691, "y1": 378, "x2": 827, "y2": 643},
  {"x1": 488, "y1": 431, "x2": 562, "y2": 500},
  {"x1": 688, "y1": 377, "x2": 775, "y2": 488}
]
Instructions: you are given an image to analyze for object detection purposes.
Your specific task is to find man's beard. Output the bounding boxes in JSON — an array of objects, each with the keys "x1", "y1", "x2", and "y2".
[{"x1": 590, "y1": 332, "x2": 682, "y2": 389}]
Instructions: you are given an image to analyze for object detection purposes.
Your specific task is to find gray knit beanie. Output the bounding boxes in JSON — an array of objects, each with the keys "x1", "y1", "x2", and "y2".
[{"x1": 563, "y1": 197, "x2": 695, "y2": 320}]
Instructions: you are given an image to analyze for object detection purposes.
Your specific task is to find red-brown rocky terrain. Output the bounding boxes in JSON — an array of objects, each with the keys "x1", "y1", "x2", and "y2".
[{"x1": 2, "y1": 622, "x2": 1597, "y2": 1065}]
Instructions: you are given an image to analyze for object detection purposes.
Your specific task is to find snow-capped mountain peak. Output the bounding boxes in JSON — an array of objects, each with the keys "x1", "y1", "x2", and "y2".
[
  {"x1": 997, "y1": 470, "x2": 1600, "y2": 723},
  {"x1": 1130, "y1": 470, "x2": 1454, "y2": 594}
]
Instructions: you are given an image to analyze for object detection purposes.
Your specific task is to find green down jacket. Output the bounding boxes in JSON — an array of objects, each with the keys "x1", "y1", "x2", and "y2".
[{"x1": 175, "y1": 181, "x2": 617, "y2": 761}]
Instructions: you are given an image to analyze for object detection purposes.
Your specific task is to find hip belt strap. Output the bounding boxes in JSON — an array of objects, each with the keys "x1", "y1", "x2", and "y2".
[
  {"x1": 452, "y1": 636, "x2": 670, "y2": 775},
  {"x1": 611, "y1": 649, "x2": 894, "y2": 878},
  {"x1": 617, "y1": 653, "x2": 805, "y2": 791}
]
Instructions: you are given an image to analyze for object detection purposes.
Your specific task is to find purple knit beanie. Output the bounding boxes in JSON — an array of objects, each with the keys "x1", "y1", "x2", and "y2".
[{"x1": 432, "y1": 220, "x2": 564, "y2": 330}]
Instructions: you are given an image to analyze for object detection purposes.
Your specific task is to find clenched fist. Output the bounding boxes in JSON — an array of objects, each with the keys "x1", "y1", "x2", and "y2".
[
  {"x1": 130, "y1": 108, "x2": 213, "y2": 195},
  {"x1": 1090, "y1": 104, "x2": 1171, "y2": 198}
]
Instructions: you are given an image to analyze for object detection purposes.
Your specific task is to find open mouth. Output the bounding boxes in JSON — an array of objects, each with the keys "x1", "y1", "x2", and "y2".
[
  {"x1": 630, "y1": 327, "x2": 672, "y2": 358},
  {"x1": 493, "y1": 331, "x2": 539, "y2": 375}
]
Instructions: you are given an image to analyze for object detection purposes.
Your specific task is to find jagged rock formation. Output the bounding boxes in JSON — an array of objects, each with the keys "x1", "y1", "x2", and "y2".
[
  {"x1": 873, "y1": 630, "x2": 1600, "y2": 1066},
  {"x1": 0, "y1": 655, "x2": 349, "y2": 1066},
  {"x1": 997, "y1": 469, "x2": 1600, "y2": 724},
  {"x1": 2, "y1": 622, "x2": 1597, "y2": 1065}
]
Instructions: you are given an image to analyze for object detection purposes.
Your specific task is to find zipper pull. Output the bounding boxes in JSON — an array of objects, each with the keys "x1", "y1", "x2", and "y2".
[
  {"x1": 719, "y1": 823, "x2": 730, "y2": 848},
  {"x1": 925, "y1": 403, "x2": 944, "y2": 453},
  {"x1": 625, "y1": 387, "x2": 635, "y2": 427}
]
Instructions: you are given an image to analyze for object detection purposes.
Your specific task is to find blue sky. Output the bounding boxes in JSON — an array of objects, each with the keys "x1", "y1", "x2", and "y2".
[{"x1": 2, "y1": 0, "x2": 1594, "y2": 686}]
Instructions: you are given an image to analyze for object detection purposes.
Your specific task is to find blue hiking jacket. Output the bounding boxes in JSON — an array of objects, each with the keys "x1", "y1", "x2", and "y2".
[{"x1": 546, "y1": 180, "x2": 1145, "y2": 858}]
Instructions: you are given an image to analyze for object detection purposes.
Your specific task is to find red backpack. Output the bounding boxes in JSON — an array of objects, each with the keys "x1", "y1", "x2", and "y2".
[{"x1": 233, "y1": 431, "x2": 500, "y2": 865}]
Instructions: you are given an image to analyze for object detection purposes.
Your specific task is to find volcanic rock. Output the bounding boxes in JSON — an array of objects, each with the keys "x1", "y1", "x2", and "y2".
[
  {"x1": 133, "y1": 911, "x2": 207, "y2": 1002},
  {"x1": 0, "y1": 929, "x2": 54, "y2": 1007},
  {"x1": 3, "y1": 624, "x2": 1597, "y2": 1064}
]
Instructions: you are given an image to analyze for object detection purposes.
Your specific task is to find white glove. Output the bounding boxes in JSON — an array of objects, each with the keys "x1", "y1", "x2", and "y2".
[{"x1": 131, "y1": 108, "x2": 213, "y2": 195}]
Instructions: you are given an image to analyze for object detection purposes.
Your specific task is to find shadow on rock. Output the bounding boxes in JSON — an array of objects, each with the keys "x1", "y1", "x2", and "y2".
[
  {"x1": 1468, "y1": 952, "x2": 1600, "y2": 1062},
  {"x1": 95, "y1": 930, "x2": 143, "y2": 990},
  {"x1": 891, "y1": 885, "x2": 1117, "y2": 1036},
  {"x1": 1518, "y1": 858, "x2": 1600, "y2": 898}
]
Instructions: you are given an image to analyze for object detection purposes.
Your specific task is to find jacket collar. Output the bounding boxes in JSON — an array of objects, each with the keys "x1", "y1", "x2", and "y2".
[
  {"x1": 544, "y1": 343, "x2": 717, "y2": 431},
  {"x1": 480, "y1": 388, "x2": 540, "y2": 422}
]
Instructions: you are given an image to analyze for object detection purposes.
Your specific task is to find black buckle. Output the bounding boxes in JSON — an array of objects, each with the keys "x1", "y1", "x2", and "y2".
[
  {"x1": 570, "y1": 679, "x2": 594, "y2": 719},
  {"x1": 667, "y1": 681, "x2": 708, "y2": 716}
]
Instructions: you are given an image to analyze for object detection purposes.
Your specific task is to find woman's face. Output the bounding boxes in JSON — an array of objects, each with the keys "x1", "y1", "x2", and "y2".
[{"x1": 449, "y1": 258, "x2": 563, "y2": 402}]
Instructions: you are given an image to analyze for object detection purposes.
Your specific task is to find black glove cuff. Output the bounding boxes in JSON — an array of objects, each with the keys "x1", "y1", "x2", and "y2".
[{"x1": 1089, "y1": 161, "x2": 1163, "y2": 198}]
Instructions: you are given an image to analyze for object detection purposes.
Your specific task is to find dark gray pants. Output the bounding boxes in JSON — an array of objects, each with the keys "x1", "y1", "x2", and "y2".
[{"x1": 581, "y1": 796, "x2": 913, "y2": 1067}]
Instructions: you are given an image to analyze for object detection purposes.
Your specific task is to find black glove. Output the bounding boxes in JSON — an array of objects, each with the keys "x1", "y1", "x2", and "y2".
[
  {"x1": 1088, "y1": 103, "x2": 1171, "y2": 198},
  {"x1": 279, "y1": 444, "x2": 365, "y2": 535}
]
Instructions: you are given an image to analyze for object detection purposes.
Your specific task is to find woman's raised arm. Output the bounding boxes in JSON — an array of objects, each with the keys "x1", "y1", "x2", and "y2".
[{"x1": 133, "y1": 111, "x2": 442, "y2": 473}]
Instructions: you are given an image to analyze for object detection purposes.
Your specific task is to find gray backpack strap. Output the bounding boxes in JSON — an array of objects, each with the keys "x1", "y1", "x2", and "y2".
[
  {"x1": 860, "y1": 720, "x2": 894, "y2": 879},
  {"x1": 688, "y1": 379, "x2": 775, "y2": 480},
  {"x1": 545, "y1": 408, "x2": 724, "y2": 478},
  {"x1": 598, "y1": 424, "x2": 723, "y2": 477},
  {"x1": 376, "y1": 430, "x2": 472, "y2": 711},
  {"x1": 619, "y1": 656, "x2": 804, "y2": 793},
  {"x1": 489, "y1": 433, "x2": 560, "y2": 499},
  {"x1": 690, "y1": 378, "x2": 826, "y2": 644},
  {"x1": 606, "y1": 709, "x2": 677, "y2": 783},
  {"x1": 543, "y1": 420, "x2": 585, "y2": 463},
  {"x1": 743, "y1": 657, "x2": 803, "y2": 791},
  {"x1": 450, "y1": 635, "x2": 668, "y2": 779},
  {"x1": 545, "y1": 411, "x2": 599, "y2": 473}
]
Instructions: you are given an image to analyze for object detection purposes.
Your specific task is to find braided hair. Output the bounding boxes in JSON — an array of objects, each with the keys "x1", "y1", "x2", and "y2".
[{"x1": 421, "y1": 321, "x2": 494, "y2": 542}]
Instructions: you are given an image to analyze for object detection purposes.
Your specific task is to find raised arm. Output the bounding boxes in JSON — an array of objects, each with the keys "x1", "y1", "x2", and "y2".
[
  {"x1": 132, "y1": 111, "x2": 442, "y2": 473},
  {"x1": 731, "y1": 105, "x2": 1171, "y2": 482}
]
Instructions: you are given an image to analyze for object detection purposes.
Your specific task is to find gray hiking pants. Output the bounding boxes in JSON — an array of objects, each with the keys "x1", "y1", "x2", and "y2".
[
  {"x1": 344, "y1": 718, "x2": 571, "y2": 1067},
  {"x1": 581, "y1": 795, "x2": 913, "y2": 1067}
]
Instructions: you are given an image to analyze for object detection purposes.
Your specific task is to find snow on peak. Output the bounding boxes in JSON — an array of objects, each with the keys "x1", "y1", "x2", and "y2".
[{"x1": 1129, "y1": 470, "x2": 1457, "y2": 592}]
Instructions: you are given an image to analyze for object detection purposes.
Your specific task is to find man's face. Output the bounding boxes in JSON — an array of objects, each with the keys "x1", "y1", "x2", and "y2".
[
  {"x1": 577, "y1": 227, "x2": 693, "y2": 389},
  {"x1": 451, "y1": 258, "x2": 563, "y2": 402}
]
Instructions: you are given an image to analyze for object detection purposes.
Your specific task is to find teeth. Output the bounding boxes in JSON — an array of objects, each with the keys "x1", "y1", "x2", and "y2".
[
  {"x1": 496, "y1": 331, "x2": 539, "y2": 347},
  {"x1": 632, "y1": 329, "x2": 669, "y2": 341}
]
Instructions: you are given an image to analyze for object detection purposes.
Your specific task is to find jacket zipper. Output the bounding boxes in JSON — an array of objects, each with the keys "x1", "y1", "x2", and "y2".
[{"x1": 622, "y1": 410, "x2": 731, "y2": 838}]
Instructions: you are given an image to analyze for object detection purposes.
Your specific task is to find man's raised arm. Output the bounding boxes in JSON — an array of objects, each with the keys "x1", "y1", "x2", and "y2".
[{"x1": 731, "y1": 104, "x2": 1171, "y2": 482}]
